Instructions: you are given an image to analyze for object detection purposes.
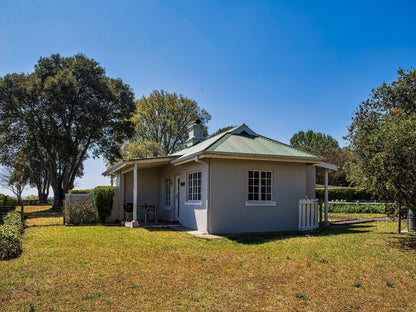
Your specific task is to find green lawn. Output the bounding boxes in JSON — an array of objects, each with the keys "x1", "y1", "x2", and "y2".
[
  {"x1": 23, "y1": 205, "x2": 63, "y2": 227},
  {"x1": 1, "y1": 222, "x2": 415, "y2": 311}
]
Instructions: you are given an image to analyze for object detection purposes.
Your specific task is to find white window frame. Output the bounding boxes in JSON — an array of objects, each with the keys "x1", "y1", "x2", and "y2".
[
  {"x1": 186, "y1": 170, "x2": 202, "y2": 205},
  {"x1": 164, "y1": 177, "x2": 172, "y2": 208},
  {"x1": 245, "y1": 170, "x2": 276, "y2": 207}
]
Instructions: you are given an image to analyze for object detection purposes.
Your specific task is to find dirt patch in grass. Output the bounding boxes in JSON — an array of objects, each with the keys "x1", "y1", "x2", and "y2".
[{"x1": 0, "y1": 222, "x2": 415, "y2": 311}]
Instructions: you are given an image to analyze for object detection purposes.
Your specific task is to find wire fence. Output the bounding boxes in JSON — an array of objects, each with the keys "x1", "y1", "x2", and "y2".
[{"x1": 0, "y1": 203, "x2": 63, "y2": 227}]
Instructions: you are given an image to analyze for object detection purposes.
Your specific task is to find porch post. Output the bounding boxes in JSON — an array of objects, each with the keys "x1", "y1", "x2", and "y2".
[
  {"x1": 132, "y1": 162, "x2": 138, "y2": 227},
  {"x1": 324, "y1": 168, "x2": 329, "y2": 225}
]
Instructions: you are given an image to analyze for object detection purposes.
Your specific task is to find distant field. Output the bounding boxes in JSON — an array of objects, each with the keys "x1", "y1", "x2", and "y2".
[
  {"x1": 23, "y1": 205, "x2": 63, "y2": 227},
  {"x1": 0, "y1": 222, "x2": 415, "y2": 311}
]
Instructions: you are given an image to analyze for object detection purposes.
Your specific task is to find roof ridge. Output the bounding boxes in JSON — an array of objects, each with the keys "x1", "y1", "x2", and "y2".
[
  {"x1": 206, "y1": 133, "x2": 232, "y2": 151},
  {"x1": 258, "y1": 135, "x2": 322, "y2": 159}
]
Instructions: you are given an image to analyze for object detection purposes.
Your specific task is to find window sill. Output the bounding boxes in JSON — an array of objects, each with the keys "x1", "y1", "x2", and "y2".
[
  {"x1": 245, "y1": 201, "x2": 276, "y2": 207},
  {"x1": 185, "y1": 200, "x2": 202, "y2": 206}
]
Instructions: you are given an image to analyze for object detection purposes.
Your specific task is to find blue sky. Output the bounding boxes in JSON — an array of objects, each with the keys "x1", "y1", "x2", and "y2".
[{"x1": 1, "y1": 0, "x2": 415, "y2": 196}]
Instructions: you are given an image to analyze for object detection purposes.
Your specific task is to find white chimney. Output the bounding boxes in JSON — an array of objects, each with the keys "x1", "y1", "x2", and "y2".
[{"x1": 186, "y1": 119, "x2": 205, "y2": 147}]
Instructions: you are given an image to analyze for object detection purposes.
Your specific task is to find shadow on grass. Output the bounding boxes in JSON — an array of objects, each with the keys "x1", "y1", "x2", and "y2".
[
  {"x1": 24, "y1": 207, "x2": 62, "y2": 218},
  {"x1": 224, "y1": 224, "x2": 375, "y2": 245},
  {"x1": 143, "y1": 223, "x2": 375, "y2": 245},
  {"x1": 391, "y1": 234, "x2": 416, "y2": 252}
]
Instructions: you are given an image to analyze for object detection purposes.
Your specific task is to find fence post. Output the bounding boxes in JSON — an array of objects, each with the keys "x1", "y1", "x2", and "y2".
[{"x1": 319, "y1": 200, "x2": 323, "y2": 228}]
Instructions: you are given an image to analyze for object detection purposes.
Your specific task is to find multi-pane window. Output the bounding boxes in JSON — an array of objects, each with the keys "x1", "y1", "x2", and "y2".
[
  {"x1": 165, "y1": 178, "x2": 171, "y2": 206},
  {"x1": 187, "y1": 171, "x2": 201, "y2": 201},
  {"x1": 248, "y1": 170, "x2": 272, "y2": 201}
]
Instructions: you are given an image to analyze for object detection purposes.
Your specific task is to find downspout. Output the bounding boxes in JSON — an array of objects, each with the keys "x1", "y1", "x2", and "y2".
[{"x1": 195, "y1": 156, "x2": 211, "y2": 233}]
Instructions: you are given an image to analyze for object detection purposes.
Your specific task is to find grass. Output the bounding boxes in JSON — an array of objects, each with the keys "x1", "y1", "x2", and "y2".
[
  {"x1": 22, "y1": 205, "x2": 63, "y2": 227},
  {"x1": 1, "y1": 222, "x2": 416, "y2": 311},
  {"x1": 329, "y1": 212, "x2": 388, "y2": 219}
]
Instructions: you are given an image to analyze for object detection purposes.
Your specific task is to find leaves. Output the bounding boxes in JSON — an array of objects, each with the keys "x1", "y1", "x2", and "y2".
[
  {"x1": 0, "y1": 53, "x2": 136, "y2": 208},
  {"x1": 122, "y1": 89, "x2": 211, "y2": 158},
  {"x1": 346, "y1": 68, "x2": 416, "y2": 214}
]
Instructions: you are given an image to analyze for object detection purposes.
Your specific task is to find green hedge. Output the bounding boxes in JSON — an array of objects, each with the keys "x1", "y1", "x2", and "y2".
[
  {"x1": 328, "y1": 203, "x2": 394, "y2": 214},
  {"x1": 68, "y1": 189, "x2": 93, "y2": 194},
  {"x1": 93, "y1": 186, "x2": 115, "y2": 223},
  {"x1": 0, "y1": 194, "x2": 19, "y2": 208},
  {"x1": 316, "y1": 187, "x2": 377, "y2": 201},
  {"x1": 0, "y1": 210, "x2": 24, "y2": 260}
]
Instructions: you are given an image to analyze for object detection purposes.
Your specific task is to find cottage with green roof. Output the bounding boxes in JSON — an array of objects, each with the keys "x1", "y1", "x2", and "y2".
[{"x1": 103, "y1": 121, "x2": 335, "y2": 234}]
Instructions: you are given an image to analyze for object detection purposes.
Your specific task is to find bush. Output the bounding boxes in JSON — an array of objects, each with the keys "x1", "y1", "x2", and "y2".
[
  {"x1": 93, "y1": 186, "x2": 115, "y2": 223},
  {"x1": 68, "y1": 189, "x2": 93, "y2": 194},
  {"x1": 316, "y1": 187, "x2": 377, "y2": 201},
  {"x1": 0, "y1": 194, "x2": 19, "y2": 208},
  {"x1": 65, "y1": 197, "x2": 97, "y2": 225},
  {"x1": 328, "y1": 203, "x2": 393, "y2": 214},
  {"x1": 0, "y1": 210, "x2": 24, "y2": 260},
  {"x1": 2, "y1": 210, "x2": 24, "y2": 234}
]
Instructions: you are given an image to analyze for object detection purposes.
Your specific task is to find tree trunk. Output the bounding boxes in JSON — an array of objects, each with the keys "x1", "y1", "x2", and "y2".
[
  {"x1": 38, "y1": 191, "x2": 49, "y2": 204},
  {"x1": 51, "y1": 184, "x2": 65, "y2": 211}
]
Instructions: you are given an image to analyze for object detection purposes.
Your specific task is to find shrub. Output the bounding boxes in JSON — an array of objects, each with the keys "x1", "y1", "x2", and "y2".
[
  {"x1": 24, "y1": 195, "x2": 39, "y2": 204},
  {"x1": 0, "y1": 194, "x2": 19, "y2": 208},
  {"x1": 316, "y1": 187, "x2": 377, "y2": 201},
  {"x1": 65, "y1": 197, "x2": 97, "y2": 225},
  {"x1": 328, "y1": 203, "x2": 393, "y2": 214},
  {"x1": 68, "y1": 189, "x2": 93, "y2": 194},
  {"x1": 2, "y1": 210, "x2": 24, "y2": 234},
  {"x1": 0, "y1": 210, "x2": 24, "y2": 260},
  {"x1": 93, "y1": 186, "x2": 115, "y2": 223}
]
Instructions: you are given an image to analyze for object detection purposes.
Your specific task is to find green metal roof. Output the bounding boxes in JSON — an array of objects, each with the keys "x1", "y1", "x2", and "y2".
[{"x1": 171, "y1": 124, "x2": 321, "y2": 162}]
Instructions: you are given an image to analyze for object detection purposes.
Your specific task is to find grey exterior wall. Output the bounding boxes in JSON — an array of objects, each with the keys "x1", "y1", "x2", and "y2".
[
  {"x1": 109, "y1": 157, "x2": 315, "y2": 232},
  {"x1": 160, "y1": 162, "x2": 209, "y2": 231},
  {"x1": 306, "y1": 165, "x2": 316, "y2": 199},
  {"x1": 209, "y1": 159, "x2": 309, "y2": 234}
]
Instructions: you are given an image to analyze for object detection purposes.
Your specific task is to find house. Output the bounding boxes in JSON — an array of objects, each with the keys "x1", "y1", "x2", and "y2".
[{"x1": 102, "y1": 121, "x2": 335, "y2": 234}]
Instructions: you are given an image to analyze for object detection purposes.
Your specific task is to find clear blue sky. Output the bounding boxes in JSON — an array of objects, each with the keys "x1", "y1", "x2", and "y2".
[{"x1": 1, "y1": 0, "x2": 415, "y2": 196}]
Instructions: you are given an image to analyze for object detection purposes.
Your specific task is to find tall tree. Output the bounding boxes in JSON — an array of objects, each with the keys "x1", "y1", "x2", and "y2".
[
  {"x1": 290, "y1": 130, "x2": 339, "y2": 150},
  {"x1": 346, "y1": 68, "x2": 416, "y2": 230},
  {"x1": 122, "y1": 89, "x2": 211, "y2": 159},
  {"x1": 0, "y1": 53, "x2": 136, "y2": 209},
  {"x1": 0, "y1": 166, "x2": 29, "y2": 204},
  {"x1": 290, "y1": 130, "x2": 347, "y2": 186}
]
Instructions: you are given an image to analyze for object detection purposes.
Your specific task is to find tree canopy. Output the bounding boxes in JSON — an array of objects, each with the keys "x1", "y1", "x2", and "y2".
[
  {"x1": 290, "y1": 130, "x2": 347, "y2": 186},
  {"x1": 290, "y1": 130, "x2": 339, "y2": 151},
  {"x1": 0, "y1": 53, "x2": 136, "y2": 208},
  {"x1": 122, "y1": 89, "x2": 211, "y2": 159},
  {"x1": 346, "y1": 68, "x2": 416, "y2": 223}
]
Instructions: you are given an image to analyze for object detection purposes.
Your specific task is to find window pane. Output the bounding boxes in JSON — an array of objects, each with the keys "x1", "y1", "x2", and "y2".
[
  {"x1": 253, "y1": 193, "x2": 259, "y2": 200},
  {"x1": 254, "y1": 171, "x2": 259, "y2": 178}
]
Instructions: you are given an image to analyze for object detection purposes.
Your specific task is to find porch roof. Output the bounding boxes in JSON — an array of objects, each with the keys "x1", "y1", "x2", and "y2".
[{"x1": 102, "y1": 156, "x2": 176, "y2": 176}]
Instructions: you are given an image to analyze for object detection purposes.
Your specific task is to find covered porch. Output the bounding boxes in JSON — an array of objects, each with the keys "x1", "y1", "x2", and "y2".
[
  {"x1": 104, "y1": 157, "x2": 178, "y2": 227},
  {"x1": 299, "y1": 161, "x2": 338, "y2": 231}
]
